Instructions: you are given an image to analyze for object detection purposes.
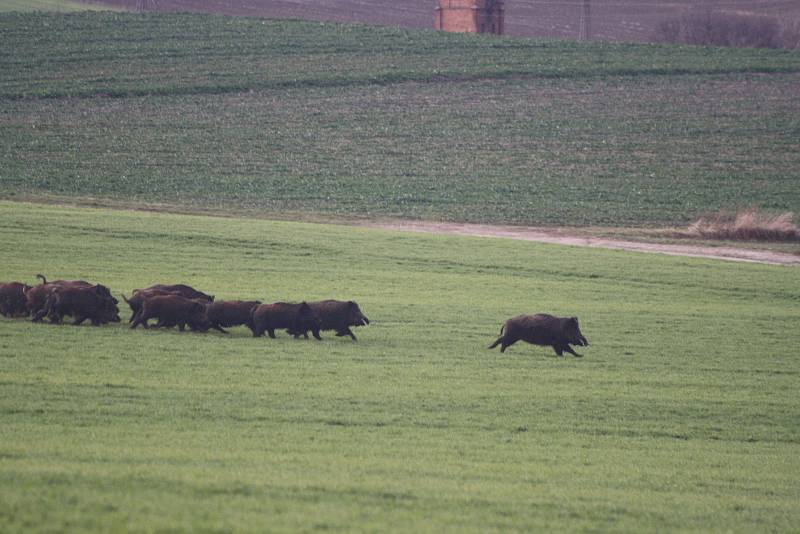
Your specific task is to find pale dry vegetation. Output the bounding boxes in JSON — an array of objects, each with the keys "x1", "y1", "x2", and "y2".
[
  {"x1": 683, "y1": 208, "x2": 800, "y2": 242},
  {"x1": 656, "y1": 9, "x2": 800, "y2": 49}
]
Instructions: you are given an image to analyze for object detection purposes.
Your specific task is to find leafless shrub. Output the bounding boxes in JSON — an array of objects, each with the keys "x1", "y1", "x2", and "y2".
[
  {"x1": 781, "y1": 20, "x2": 800, "y2": 50},
  {"x1": 655, "y1": 9, "x2": 789, "y2": 49},
  {"x1": 685, "y1": 209, "x2": 799, "y2": 242}
]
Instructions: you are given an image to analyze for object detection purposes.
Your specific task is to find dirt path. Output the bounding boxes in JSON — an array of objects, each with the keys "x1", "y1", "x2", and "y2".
[{"x1": 366, "y1": 221, "x2": 800, "y2": 266}]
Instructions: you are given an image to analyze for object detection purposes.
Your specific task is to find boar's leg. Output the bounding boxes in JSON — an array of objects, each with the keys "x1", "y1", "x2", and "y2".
[
  {"x1": 287, "y1": 329, "x2": 308, "y2": 339},
  {"x1": 267, "y1": 328, "x2": 276, "y2": 339},
  {"x1": 335, "y1": 328, "x2": 357, "y2": 340},
  {"x1": 555, "y1": 343, "x2": 582, "y2": 358},
  {"x1": 130, "y1": 315, "x2": 148, "y2": 329},
  {"x1": 494, "y1": 335, "x2": 517, "y2": 353}
]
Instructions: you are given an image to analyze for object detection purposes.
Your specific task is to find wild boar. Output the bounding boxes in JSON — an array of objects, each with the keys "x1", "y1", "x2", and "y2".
[
  {"x1": 0, "y1": 282, "x2": 32, "y2": 317},
  {"x1": 289, "y1": 300, "x2": 370, "y2": 341},
  {"x1": 38, "y1": 285, "x2": 121, "y2": 326},
  {"x1": 27, "y1": 274, "x2": 100, "y2": 319},
  {"x1": 122, "y1": 288, "x2": 175, "y2": 323},
  {"x1": 249, "y1": 302, "x2": 321, "y2": 340},
  {"x1": 130, "y1": 294, "x2": 208, "y2": 332},
  {"x1": 138, "y1": 284, "x2": 214, "y2": 302},
  {"x1": 488, "y1": 314, "x2": 589, "y2": 357},
  {"x1": 204, "y1": 300, "x2": 261, "y2": 334}
]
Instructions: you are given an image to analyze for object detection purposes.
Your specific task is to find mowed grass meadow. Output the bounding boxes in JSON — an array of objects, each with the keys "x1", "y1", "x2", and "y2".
[
  {"x1": 1, "y1": 202, "x2": 799, "y2": 531},
  {"x1": 1, "y1": 12, "x2": 799, "y2": 226}
]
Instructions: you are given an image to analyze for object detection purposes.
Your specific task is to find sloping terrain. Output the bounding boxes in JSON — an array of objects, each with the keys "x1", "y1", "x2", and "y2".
[
  {"x1": 2, "y1": 12, "x2": 799, "y2": 230},
  {"x1": 1, "y1": 201, "x2": 799, "y2": 532},
  {"x1": 89, "y1": 0, "x2": 800, "y2": 42}
]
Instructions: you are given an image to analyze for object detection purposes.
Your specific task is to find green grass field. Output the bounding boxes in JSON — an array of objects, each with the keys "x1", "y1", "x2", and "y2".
[
  {"x1": 1, "y1": 12, "x2": 799, "y2": 227},
  {"x1": 1, "y1": 201, "x2": 798, "y2": 531}
]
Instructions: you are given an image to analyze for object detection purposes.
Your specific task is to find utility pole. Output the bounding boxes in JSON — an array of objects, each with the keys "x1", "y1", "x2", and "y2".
[{"x1": 579, "y1": 0, "x2": 591, "y2": 41}]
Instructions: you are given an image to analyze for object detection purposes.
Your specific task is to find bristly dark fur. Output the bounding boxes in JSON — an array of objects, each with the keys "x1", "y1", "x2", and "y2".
[{"x1": 489, "y1": 313, "x2": 589, "y2": 357}]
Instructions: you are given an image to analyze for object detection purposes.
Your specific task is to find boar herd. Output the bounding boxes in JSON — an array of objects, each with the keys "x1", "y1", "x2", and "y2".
[
  {"x1": 1, "y1": 275, "x2": 589, "y2": 356},
  {"x1": 0, "y1": 275, "x2": 370, "y2": 341}
]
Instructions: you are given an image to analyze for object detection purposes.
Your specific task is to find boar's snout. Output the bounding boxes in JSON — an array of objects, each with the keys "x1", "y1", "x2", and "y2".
[
  {"x1": 565, "y1": 317, "x2": 588, "y2": 346},
  {"x1": 347, "y1": 301, "x2": 369, "y2": 326}
]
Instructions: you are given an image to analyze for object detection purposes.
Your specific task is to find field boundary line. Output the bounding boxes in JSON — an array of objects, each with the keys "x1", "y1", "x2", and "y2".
[{"x1": 366, "y1": 220, "x2": 800, "y2": 266}]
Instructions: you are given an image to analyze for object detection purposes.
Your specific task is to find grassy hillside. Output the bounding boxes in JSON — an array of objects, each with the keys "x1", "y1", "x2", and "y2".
[
  {"x1": 0, "y1": 0, "x2": 120, "y2": 12},
  {"x1": 0, "y1": 201, "x2": 798, "y2": 531},
  {"x1": 1, "y1": 12, "x2": 799, "y2": 227}
]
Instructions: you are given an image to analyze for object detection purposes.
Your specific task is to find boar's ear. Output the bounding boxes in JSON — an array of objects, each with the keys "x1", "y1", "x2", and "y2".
[
  {"x1": 348, "y1": 301, "x2": 356, "y2": 309},
  {"x1": 209, "y1": 295, "x2": 215, "y2": 302}
]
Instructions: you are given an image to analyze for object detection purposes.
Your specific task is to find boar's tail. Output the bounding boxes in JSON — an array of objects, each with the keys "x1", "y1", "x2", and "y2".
[
  {"x1": 488, "y1": 325, "x2": 505, "y2": 350},
  {"x1": 36, "y1": 274, "x2": 47, "y2": 285},
  {"x1": 121, "y1": 293, "x2": 130, "y2": 304}
]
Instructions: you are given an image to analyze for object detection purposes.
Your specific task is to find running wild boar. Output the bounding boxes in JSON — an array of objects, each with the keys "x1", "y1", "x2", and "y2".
[
  {"x1": 488, "y1": 314, "x2": 589, "y2": 357},
  {"x1": 249, "y1": 302, "x2": 321, "y2": 340}
]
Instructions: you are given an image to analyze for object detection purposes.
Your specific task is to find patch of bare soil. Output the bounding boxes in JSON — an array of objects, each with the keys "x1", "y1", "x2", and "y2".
[{"x1": 366, "y1": 220, "x2": 800, "y2": 266}]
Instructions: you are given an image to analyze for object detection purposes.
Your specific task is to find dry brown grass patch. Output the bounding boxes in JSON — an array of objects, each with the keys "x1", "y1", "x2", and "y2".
[{"x1": 683, "y1": 209, "x2": 800, "y2": 242}]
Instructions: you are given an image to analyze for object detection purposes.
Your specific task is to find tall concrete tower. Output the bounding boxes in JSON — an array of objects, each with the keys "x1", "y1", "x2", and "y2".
[{"x1": 435, "y1": 0, "x2": 505, "y2": 35}]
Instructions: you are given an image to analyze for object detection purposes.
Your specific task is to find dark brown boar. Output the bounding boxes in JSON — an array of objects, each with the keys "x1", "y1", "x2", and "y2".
[
  {"x1": 138, "y1": 284, "x2": 214, "y2": 302},
  {"x1": 122, "y1": 289, "x2": 175, "y2": 323},
  {"x1": 27, "y1": 274, "x2": 102, "y2": 320},
  {"x1": 130, "y1": 294, "x2": 208, "y2": 332},
  {"x1": 488, "y1": 314, "x2": 589, "y2": 357},
  {"x1": 290, "y1": 300, "x2": 370, "y2": 341},
  {"x1": 0, "y1": 282, "x2": 32, "y2": 317},
  {"x1": 204, "y1": 300, "x2": 261, "y2": 334},
  {"x1": 39, "y1": 285, "x2": 121, "y2": 326},
  {"x1": 249, "y1": 302, "x2": 321, "y2": 340}
]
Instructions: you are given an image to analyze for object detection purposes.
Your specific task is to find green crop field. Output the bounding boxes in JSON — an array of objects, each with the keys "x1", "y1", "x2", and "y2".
[
  {"x1": 1, "y1": 12, "x2": 799, "y2": 227},
  {"x1": 0, "y1": 1, "x2": 121, "y2": 12},
  {"x1": 1, "y1": 201, "x2": 799, "y2": 531}
]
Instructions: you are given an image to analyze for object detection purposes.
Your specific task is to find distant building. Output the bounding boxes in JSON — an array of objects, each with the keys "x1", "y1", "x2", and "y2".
[{"x1": 435, "y1": 0, "x2": 505, "y2": 35}]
